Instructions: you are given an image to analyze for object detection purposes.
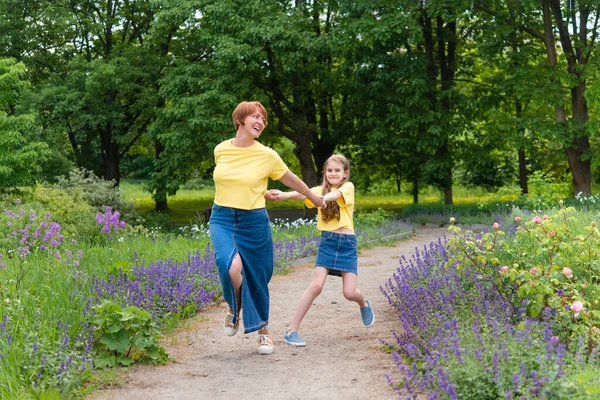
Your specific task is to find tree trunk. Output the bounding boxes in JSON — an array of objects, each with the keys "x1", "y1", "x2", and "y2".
[
  {"x1": 412, "y1": 173, "x2": 419, "y2": 204},
  {"x1": 103, "y1": 141, "x2": 120, "y2": 184},
  {"x1": 154, "y1": 140, "x2": 168, "y2": 211},
  {"x1": 516, "y1": 100, "x2": 528, "y2": 194},
  {"x1": 543, "y1": 0, "x2": 592, "y2": 195}
]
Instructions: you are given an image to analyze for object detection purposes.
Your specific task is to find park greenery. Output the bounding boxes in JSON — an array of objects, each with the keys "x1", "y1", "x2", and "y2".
[
  {"x1": 2, "y1": 0, "x2": 600, "y2": 398},
  {"x1": 1, "y1": 0, "x2": 600, "y2": 207}
]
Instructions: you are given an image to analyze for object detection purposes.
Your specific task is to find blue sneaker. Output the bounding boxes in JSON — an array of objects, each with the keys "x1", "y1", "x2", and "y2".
[
  {"x1": 361, "y1": 299, "x2": 375, "y2": 327},
  {"x1": 284, "y1": 331, "x2": 306, "y2": 347}
]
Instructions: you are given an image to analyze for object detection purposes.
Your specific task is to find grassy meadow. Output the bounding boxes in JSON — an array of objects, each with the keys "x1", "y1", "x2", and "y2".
[{"x1": 3, "y1": 176, "x2": 600, "y2": 399}]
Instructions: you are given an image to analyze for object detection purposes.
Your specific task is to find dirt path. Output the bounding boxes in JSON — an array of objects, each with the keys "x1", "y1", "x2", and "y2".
[{"x1": 88, "y1": 226, "x2": 450, "y2": 400}]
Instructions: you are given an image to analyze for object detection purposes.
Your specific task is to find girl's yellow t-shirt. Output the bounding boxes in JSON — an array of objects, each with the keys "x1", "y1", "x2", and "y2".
[
  {"x1": 213, "y1": 140, "x2": 288, "y2": 210},
  {"x1": 304, "y1": 182, "x2": 355, "y2": 232}
]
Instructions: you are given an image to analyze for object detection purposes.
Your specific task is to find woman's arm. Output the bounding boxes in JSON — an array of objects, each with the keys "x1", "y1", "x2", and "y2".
[
  {"x1": 265, "y1": 189, "x2": 305, "y2": 201},
  {"x1": 278, "y1": 170, "x2": 324, "y2": 207}
]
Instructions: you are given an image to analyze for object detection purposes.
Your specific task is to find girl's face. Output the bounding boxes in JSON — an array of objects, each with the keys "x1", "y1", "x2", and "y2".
[
  {"x1": 239, "y1": 108, "x2": 266, "y2": 138},
  {"x1": 325, "y1": 160, "x2": 348, "y2": 186}
]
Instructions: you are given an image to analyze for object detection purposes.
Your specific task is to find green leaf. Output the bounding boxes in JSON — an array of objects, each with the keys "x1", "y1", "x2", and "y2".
[{"x1": 101, "y1": 330, "x2": 130, "y2": 354}]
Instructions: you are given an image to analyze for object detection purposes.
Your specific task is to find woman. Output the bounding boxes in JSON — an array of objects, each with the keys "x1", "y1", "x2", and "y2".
[{"x1": 209, "y1": 101, "x2": 324, "y2": 355}]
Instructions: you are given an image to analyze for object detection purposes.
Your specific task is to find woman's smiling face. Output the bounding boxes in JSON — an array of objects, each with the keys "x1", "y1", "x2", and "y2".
[{"x1": 239, "y1": 108, "x2": 266, "y2": 138}]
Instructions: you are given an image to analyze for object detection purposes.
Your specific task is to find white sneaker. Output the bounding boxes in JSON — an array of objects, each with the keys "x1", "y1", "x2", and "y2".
[
  {"x1": 257, "y1": 334, "x2": 274, "y2": 355},
  {"x1": 223, "y1": 308, "x2": 239, "y2": 336}
]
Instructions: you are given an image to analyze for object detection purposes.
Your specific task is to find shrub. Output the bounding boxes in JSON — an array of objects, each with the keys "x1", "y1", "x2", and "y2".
[
  {"x1": 90, "y1": 300, "x2": 168, "y2": 368},
  {"x1": 56, "y1": 169, "x2": 138, "y2": 223},
  {"x1": 447, "y1": 206, "x2": 600, "y2": 349},
  {"x1": 381, "y1": 228, "x2": 600, "y2": 399},
  {"x1": 30, "y1": 186, "x2": 98, "y2": 239}
]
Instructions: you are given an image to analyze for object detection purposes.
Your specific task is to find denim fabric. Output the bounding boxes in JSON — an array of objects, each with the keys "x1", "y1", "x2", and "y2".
[
  {"x1": 315, "y1": 231, "x2": 358, "y2": 275},
  {"x1": 209, "y1": 204, "x2": 273, "y2": 333}
]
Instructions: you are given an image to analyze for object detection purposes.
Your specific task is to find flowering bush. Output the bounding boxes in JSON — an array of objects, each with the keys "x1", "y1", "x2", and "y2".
[
  {"x1": 382, "y1": 223, "x2": 600, "y2": 399},
  {"x1": 447, "y1": 205, "x2": 600, "y2": 350}
]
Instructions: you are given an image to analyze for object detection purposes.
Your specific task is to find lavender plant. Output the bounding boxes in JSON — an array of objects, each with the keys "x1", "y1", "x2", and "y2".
[
  {"x1": 447, "y1": 205, "x2": 600, "y2": 350},
  {"x1": 382, "y1": 218, "x2": 600, "y2": 399},
  {"x1": 94, "y1": 245, "x2": 220, "y2": 321}
]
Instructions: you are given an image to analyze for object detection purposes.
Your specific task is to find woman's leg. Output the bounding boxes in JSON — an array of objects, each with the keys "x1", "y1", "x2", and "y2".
[
  {"x1": 229, "y1": 253, "x2": 243, "y2": 312},
  {"x1": 288, "y1": 267, "x2": 329, "y2": 332},
  {"x1": 341, "y1": 272, "x2": 367, "y2": 307}
]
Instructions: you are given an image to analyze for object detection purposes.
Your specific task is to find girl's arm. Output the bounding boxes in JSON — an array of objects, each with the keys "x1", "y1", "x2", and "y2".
[
  {"x1": 323, "y1": 190, "x2": 342, "y2": 203},
  {"x1": 277, "y1": 170, "x2": 324, "y2": 207}
]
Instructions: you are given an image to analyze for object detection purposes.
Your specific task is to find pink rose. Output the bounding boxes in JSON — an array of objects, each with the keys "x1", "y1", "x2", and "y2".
[
  {"x1": 493, "y1": 222, "x2": 500, "y2": 229},
  {"x1": 558, "y1": 199, "x2": 564, "y2": 205},
  {"x1": 449, "y1": 217, "x2": 455, "y2": 223},
  {"x1": 533, "y1": 216, "x2": 542, "y2": 224},
  {"x1": 530, "y1": 268, "x2": 537, "y2": 275},
  {"x1": 562, "y1": 267, "x2": 573, "y2": 279},
  {"x1": 550, "y1": 231, "x2": 556, "y2": 237},
  {"x1": 543, "y1": 214, "x2": 549, "y2": 220},
  {"x1": 500, "y1": 266, "x2": 509, "y2": 273},
  {"x1": 570, "y1": 301, "x2": 584, "y2": 317},
  {"x1": 515, "y1": 216, "x2": 521, "y2": 222}
]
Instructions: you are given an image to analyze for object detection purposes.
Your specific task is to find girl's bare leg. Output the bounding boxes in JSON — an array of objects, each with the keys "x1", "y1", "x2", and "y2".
[
  {"x1": 288, "y1": 267, "x2": 329, "y2": 332},
  {"x1": 341, "y1": 272, "x2": 368, "y2": 307}
]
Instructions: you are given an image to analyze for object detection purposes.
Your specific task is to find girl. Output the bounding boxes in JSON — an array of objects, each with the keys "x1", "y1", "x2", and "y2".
[
  {"x1": 268, "y1": 154, "x2": 374, "y2": 347},
  {"x1": 209, "y1": 101, "x2": 323, "y2": 355}
]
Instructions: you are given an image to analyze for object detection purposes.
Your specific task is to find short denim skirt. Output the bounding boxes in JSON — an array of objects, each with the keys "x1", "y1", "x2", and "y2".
[{"x1": 315, "y1": 231, "x2": 358, "y2": 276}]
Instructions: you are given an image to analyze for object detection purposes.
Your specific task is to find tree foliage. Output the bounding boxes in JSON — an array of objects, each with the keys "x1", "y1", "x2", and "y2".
[{"x1": 0, "y1": 58, "x2": 49, "y2": 190}]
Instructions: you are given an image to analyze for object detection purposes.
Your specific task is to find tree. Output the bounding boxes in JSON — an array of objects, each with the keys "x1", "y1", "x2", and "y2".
[
  {"x1": 476, "y1": 0, "x2": 600, "y2": 195},
  {"x1": 153, "y1": 0, "x2": 346, "y2": 189},
  {"x1": 0, "y1": 58, "x2": 49, "y2": 190}
]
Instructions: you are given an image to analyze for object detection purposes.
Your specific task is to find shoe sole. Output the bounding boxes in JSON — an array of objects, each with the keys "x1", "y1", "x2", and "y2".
[
  {"x1": 258, "y1": 346, "x2": 274, "y2": 355},
  {"x1": 284, "y1": 338, "x2": 306, "y2": 347},
  {"x1": 224, "y1": 327, "x2": 238, "y2": 336}
]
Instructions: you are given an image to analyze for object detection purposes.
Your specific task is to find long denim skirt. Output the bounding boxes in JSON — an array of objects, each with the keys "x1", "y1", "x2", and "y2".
[
  {"x1": 315, "y1": 231, "x2": 358, "y2": 275},
  {"x1": 209, "y1": 204, "x2": 273, "y2": 333}
]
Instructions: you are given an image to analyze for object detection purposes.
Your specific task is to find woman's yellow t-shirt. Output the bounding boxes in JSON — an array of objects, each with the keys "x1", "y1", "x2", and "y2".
[
  {"x1": 304, "y1": 182, "x2": 355, "y2": 232},
  {"x1": 213, "y1": 140, "x2": 288, "y2": 210}
]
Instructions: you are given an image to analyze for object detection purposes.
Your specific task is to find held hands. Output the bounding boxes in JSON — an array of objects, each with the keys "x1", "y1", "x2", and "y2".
[
  {"x1": 310, "y1": 193, "x2": 325, "y2": 208},
  {"x1": 265, "y1": 189, "x2": 283, "y2": 201}
]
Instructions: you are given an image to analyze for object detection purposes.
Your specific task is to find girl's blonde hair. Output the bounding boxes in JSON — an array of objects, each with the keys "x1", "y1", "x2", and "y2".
[
  {"x1": 232, "y1": 101, "x2": 268, "y2": 129},
  {"x1": 320, "y1": 154, "x2": 350, "y2": 222}
]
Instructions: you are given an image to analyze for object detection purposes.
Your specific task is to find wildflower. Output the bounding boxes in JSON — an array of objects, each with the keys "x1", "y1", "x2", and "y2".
[
  {"x1": 530, "y1": 268, "x2": 537, "y2": 275},
  {"x1": 570, "y1": 301, "x2": 584, "y2": 317},
  {"x1": 533, "y1": 216, "x2": 542, "y2": 224},
  {"x1": 550, "y1": 336, "x2": 559, "y2": 346},
  {"x1": 562, "y1": 267, "x2": 573, "y2": 279},
  {"x1": 500, "y1": 266, "x2": 509, "y2": 273},
  {"x1": 493, "y1": 222, "x2": 500, "y2": 229},
  {"x1": 515, "y1": 216, "x2": 521, "y2": 222}
]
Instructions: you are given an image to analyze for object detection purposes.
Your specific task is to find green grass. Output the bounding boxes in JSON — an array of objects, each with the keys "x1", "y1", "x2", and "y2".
[{"x1": 120, "y1": 179, "x2": 523, "y2": 225}]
